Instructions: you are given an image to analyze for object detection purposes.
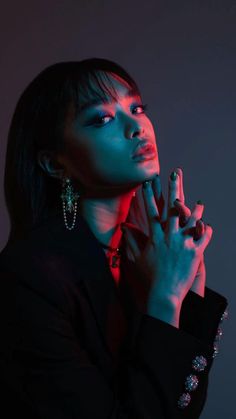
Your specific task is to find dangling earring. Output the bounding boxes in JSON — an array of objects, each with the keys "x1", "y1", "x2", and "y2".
[
  {"x1": 132, "y1": 191, "x2": 136, "y2": 197},
  {"x1": 60, "y1": 177, "x2": 80, "y2": 230}
]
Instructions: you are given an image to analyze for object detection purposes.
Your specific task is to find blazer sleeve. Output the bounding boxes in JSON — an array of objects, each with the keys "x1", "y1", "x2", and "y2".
[
  {"x1": 0, "y1": 274, "x2": 228, "y2": 419},
  {"x1": 180, "y1": 286, "x2": 228, "y2": 355},
  {"x1": 125, "y1": 287, "x2": 228, "y2": 418}
]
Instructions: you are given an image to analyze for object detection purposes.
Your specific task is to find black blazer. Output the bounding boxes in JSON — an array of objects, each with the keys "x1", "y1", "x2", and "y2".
[{"x1": 0, "y1": 211, "x2": 228, "y2": 419}]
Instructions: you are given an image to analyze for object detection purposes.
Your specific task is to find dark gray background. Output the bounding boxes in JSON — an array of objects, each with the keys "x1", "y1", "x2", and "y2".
[{"x1": 0, "y1": 1, "x2": 235, "y2": 417}]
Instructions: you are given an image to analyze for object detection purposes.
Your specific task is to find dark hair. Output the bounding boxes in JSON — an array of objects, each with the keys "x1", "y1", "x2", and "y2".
[{"x1": 4, "y1": 58, "x2": 141, "y2": 241}]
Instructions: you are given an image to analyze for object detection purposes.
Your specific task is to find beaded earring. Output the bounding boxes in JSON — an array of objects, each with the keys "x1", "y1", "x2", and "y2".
[{"x1": 60, "y1": 177, "x2": 80, "y2": 230}]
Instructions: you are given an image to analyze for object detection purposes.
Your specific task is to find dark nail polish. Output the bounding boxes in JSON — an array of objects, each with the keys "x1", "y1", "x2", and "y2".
[
  {"x1": 175, "y1": 198, "x2": 181, "y2": 202},
  {"x1": 197, "y1": 200, "x2": 204, "y2": 205},
  {"x1": 180, "y1": 215, "x2": 188, "y2": 224},
  {"x1": 170, "y1": 171, "x2": 177, "y2": 181},
  {"x1": 143, "y1": 180, "x2": 150, "y2": 189}
]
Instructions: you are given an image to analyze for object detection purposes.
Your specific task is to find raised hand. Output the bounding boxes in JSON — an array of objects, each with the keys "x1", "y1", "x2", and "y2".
[
  {"x1": 122, "y1": 171, "x2": 213, "y2": 328},
  {"x1": 172, "y1": 168, "x2": 207, "y2": 297},
  {"x1": 153, "y1": 168, "x2": 207, "y2": 297}
]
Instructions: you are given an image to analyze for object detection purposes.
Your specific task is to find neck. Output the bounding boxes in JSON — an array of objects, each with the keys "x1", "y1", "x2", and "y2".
[{"x1": 78, "y1": 190, "x2": 135, "y2": 250}]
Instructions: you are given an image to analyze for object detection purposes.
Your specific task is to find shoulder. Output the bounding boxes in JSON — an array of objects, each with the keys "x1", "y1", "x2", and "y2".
[
  {"x1": 0, "y1": 216, "x2": 85, "y2": 313},
  {"x1": 0, "y1": 219, "x2": 64, "y2": 278},
  {"x1": 0, "y1": 212, "x2": 108, "y2": 313}
]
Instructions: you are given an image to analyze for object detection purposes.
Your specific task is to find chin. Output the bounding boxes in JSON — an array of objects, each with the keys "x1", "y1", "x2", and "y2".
[{"x1": 139, "y1": 160, "x2": 160, "y2": 178}]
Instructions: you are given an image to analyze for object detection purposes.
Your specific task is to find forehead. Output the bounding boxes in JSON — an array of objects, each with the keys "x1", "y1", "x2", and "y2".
[{"x1": 75, "y1": 71, "x2": 141, "y2": 114}]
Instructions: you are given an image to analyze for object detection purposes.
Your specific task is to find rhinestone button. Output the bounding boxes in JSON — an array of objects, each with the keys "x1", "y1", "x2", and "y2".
[
  {"x1": 213, "y1": 342, "x2": 219, "y2": 358},
  {"x1": 177, "y1": 392, "x2": 191, "y2": 409},
  {"x1": 215, "y1": 326, "x2": 223, "y2": 342},
  {"x1": 220, "y1": 309, "x2": 228, "y2": 322},
  {"x1": 192, "y1": 355, "x2": 207, "y2": 372},
  {"x1": 185, "y1": 374, "x2": 199, "y2": 392}
]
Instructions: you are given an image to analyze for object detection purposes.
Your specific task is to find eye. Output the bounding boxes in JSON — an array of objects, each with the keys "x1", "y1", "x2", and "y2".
[
  {"x1": 132, "y1": 103, "x2": 148, "y2": 114},
  {"x1": 92, "y1": 114, "x2": 114, "y2": 126},
  {"x1": 91, "y1": 103, "x2": 148, "y2": 127}
]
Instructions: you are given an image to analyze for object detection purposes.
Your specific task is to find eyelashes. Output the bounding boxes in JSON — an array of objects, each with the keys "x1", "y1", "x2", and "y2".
[
  {"x1": 137, "y1": 103, "x2": 148, "y2": 113},
  {"x1": 91, "y1": 103, "x2": 148, "y2": 126}
]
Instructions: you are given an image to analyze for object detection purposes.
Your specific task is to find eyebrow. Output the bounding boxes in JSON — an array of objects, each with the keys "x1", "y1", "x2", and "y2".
[{"x1": 77, "y1": 88, "x2": 141, "y2": 114}]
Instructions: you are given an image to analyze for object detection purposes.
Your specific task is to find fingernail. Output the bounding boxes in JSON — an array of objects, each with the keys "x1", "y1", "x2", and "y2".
[
  {"x1": 180, "y1": 215, "x2": 188, "y2": 224},
  {"x1": 175, "y1": 198, "x2": 181, "y2": 202},
  {"x1": 143, "y1": 180, "x2": 150, "y2": 189},
  {"x1": 197, "y1": 200, "x2": 204, "y2": 205},
  {"x1": 170, "y1": 171, "x2": 178, "y2": 181},
  {"x1": 206, "y1": 223, "x2": 211, "y2": 227}
]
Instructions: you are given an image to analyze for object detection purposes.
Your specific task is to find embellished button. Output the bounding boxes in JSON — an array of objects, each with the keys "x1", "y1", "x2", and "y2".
[
  {"x1": 215, "y1": 326, "x2": 223, "y2": 342},
  {"x1": 220, "y1": 309, "x2": 228, "y2": 322},
  {"x1": 192, "y1": 355, "x2": 207, "y2": 372},
  {"x1": 185, "y1": 374, "x2": 199, "y2": 392},
  {"x1": 213, "y1": 342, "x2": 219, "y2": 358},
  {"x1": 177, "y1": 392, "x2": 191, "y2": 409}
]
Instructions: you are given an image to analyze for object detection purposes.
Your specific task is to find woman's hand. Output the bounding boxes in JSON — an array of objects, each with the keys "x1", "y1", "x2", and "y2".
[
  {"x1": 122, "y1": 170, "x2": 213, "y2": 327},
  {"x1": 150, "y1": 167, "x2": 207, "y2": 297},
  {"x1": 174, "y1": 198, "x2": 206, "y2": 297},
  {"x1": 172, "y1": 168, "x2": 207, "y2": 297}
]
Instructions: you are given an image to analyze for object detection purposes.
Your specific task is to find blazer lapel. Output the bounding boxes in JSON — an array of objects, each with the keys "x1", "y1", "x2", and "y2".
[{"x1": 48, "y1": 212, "x2": 129, "y2": 361}]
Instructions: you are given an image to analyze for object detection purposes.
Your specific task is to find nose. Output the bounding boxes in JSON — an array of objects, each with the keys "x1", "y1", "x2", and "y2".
[{"x1": 124, "y1": 117, "x2": 145, "y2": 140}]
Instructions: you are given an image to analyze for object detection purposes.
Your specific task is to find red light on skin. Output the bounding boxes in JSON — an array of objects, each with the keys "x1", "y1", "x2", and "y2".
[
  {"x1": 132, "y1": 143, "x2": 156, "y2": 159},
  {"x1": 132, "y1": 149, "x2": 157, "y2": 162}
]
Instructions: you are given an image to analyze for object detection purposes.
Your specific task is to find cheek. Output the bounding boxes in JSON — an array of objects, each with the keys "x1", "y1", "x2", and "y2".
[
  {"x1": 86, "y1": 140, "x2": 127, "y2": 178},
  {"x1": 147, "y1": 120, "x2": 159, "y2": 150},
  {"x1": 146, "y1": 118, "x2": 156, "y2": 138},
  {"x1": 68, "y1": 148, "x2": 101, "y2": 182},
  {"x1": 62, "y1": 131, "x2": 121, "y2": 183}
]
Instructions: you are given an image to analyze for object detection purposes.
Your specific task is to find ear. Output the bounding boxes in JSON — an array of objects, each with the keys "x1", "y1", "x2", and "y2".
[{"x1": 37, "y1": 150, "x2": 64, "y2": 179}]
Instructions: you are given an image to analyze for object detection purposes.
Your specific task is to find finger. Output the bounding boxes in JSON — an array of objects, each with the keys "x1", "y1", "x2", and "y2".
[
  {"x1": 161, "y1": 202, "x2": 168, "y2": 225},
  {"x1": 174, "y1": 199, "x2": 191, "y2": 225},
  {"x1": 196, "y1": 224, "x2": 213, "y2": 252},
  {"x1": 193, "y1": 219, "x2": 205, "y2": 240},
  {"x1": 120, "y1": 222, "x2": 149, "y2": 251},
  {"x1": 195, "y1": 219, "x2": 205, "y2": 238},
  {"x1": 152, "y1": 174, "x2": 165, "y2": 220},
  {"x1": 182, "y1": 201, "x2": 204, "y2": 230},
  {"x1": 167, "y1": 170, "x2": 180, "y2": 234},
  {"x1": 190, "y1": 256, "x2": 206, "y2": 296},
  {"x1": 142, "y1": 180, "x2": 164, "y2": 241},
  {"x1": 121, "y1": 227, "x2": 140, "y2": 259},
  {"x1": 175, "y1": 167, "x2": 185, "y2": 203}
]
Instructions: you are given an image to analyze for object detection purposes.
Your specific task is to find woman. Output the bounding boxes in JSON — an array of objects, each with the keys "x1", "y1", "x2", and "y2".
[{"x1": 0, "y1": 58, "x2": 228, "y2": 418}]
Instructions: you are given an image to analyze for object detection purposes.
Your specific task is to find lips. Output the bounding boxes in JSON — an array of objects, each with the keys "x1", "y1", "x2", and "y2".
[{"x1": 132, "y1": 140, "x2": 156, "y2": 159}]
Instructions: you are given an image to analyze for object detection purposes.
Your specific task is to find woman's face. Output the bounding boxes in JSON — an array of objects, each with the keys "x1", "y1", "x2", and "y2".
[{"x1": 59, "y1": 71, "x2": 160, "y2": 197}]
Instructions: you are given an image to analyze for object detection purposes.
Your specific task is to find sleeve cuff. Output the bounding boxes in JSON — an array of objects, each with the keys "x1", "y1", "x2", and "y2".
[
  {"x1": 179, "y1": 286, "x2": 228, "y2": 347},
  {"x1": 133, "y1": 313, "x2": 214, "y2": 415}
]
